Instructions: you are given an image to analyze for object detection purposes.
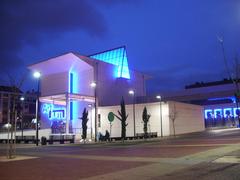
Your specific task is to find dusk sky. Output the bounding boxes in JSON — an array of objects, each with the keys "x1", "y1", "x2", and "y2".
[{"x1": 1, "y1": 0, "x2": 240, "y2": 94}]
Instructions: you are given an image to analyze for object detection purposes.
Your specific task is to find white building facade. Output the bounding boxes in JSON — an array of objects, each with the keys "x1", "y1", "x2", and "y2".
[
  {"x1": 98, "y1": 101, "x2": 204, "y2": 138},
  {"x1": 23, "y1": 47, "x2": 205, "y2": 140}
]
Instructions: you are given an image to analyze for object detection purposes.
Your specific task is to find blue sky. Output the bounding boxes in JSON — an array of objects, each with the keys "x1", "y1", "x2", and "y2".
[{"x1": 1, "y1": 0, "x2": 240, "y2": 94}]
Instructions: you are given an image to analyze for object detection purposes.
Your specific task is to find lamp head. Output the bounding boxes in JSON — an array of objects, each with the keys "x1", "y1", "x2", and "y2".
[
  {"x1": 33, "y1": 71, "x2": 41, "y2": 79},
  {"x1": 128, "y1": 90, "x2": 135, "y2": 95},
  {"x1": 156, "y1": 95, "x2": 161, "y2": 100}
]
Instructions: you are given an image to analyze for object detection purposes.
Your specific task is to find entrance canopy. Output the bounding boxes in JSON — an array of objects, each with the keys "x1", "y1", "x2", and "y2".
[{"x1": 39, "y1": 93, "x2": 95, "y2": 105}]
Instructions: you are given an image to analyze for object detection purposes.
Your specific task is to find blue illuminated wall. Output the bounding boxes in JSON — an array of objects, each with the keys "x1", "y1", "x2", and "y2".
[{"x1": 89, "y1": 47, "x2": 130, "y2": 79}]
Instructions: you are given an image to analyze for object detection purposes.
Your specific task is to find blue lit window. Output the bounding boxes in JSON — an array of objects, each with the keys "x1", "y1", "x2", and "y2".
[
  {"x1": 214, "y1": 109, "x2": 222, "y2": 118},
  {"x1": 89, "y1": 47, "x2": 130, "y2": 79},
  {"x1": 204, "y1": 109, "x2": 213, "y2": 119},
  {"x1": 223, "y1": 108, "x2": 232, "y2": 118},
  {"x1": 233, "y1": 108, "x2": 240, "y2": 117}
]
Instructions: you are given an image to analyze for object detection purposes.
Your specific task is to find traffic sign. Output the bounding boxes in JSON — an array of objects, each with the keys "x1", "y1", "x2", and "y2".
[{"x1": 108, "y1": 112, "x2": 114, "y2": 122}]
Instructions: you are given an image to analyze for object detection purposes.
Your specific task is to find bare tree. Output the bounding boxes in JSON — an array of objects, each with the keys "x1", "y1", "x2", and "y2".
[
  {"x1": 169, "y1": 103, "x2": 177, "y2": 136},
  {"x1": 218, "y1": 36, "x2": 240, "y2": 126},
  {"x1": 5, "y1": 72, "x2": 26, "y2": 159}
]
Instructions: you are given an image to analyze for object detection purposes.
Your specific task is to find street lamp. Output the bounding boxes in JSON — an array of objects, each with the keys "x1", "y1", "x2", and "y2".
[
  {"x1": 156, "y1": 95, "x2": 163, "y2": 137},
  {"x1": 90, "y1": 81, "x2": 97, "y2": 142},
  {"x1": 129, "y1": 90, "x2": 136, "y2": 137},
  {"x1": 88, "y1": 104, "x2": 93, "y2": 140},
  {"x1": 33, "y1": 71, "x2": 41, "y2": 146},
  {"x1": 20, "y1": 96, "x2": 24, "y2": 139}
]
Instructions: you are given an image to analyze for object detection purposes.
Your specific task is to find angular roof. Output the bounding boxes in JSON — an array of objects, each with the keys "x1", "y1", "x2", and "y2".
[
  {"x1": 28, "y1": 53, "x2": 93, "y2": 76},
  {"x1": 89, "y1": 46, "x2": 130, "y2": 79}
]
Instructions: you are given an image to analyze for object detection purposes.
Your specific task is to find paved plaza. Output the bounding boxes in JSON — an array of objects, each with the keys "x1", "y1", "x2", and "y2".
[{"x1": 0, "y1": 128, "x2": 240, "y2": 180}]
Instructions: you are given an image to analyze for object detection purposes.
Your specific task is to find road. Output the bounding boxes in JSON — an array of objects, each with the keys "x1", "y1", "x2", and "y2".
[{"x1": 0, "y1": 128, "x2": 240, "y2": 180}]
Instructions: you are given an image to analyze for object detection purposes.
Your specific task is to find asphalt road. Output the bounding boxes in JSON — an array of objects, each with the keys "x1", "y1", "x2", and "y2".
[{"x1": 0, "y1": 128, "x2": 240, "y2": 180}]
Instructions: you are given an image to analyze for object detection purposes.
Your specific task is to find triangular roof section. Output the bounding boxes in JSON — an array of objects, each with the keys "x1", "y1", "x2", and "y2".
[
  {"x1": 88, "y1": 46, "x2": 131, "y2": 79},
  {"x1": 28, "y1": 53, "x2": 93, "y2": 76}
]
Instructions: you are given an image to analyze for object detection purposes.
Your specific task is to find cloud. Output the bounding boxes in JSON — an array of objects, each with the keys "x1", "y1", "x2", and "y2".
[{"x1": 0, "y1": 0, "x2": 107, "y2": 74}]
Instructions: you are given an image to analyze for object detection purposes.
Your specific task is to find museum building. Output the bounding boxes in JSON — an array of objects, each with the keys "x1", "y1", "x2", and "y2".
[{"x1": 26, "y1": 46, "x2": 204, "y2": 140}]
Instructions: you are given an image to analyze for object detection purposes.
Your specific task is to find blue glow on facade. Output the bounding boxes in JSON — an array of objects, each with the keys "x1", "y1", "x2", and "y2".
[
  {"x1": 69, "y1": 72, "x2": 74, "y2": 121},
  {"x1": 90, "y1": 47, "x2": 131, "y2": 79},
  {"x1": 70, "y1": 101, "x2": 73, "y2": 120},
  {"x1": 69, "y1": 72, "x2": 78, "y2": 122},
  {"x1": 70, "y1": 73, "x2": 74, "y2": 93},
  {"x1": 42, "y1": 104, "x2": 66, "y2": 120}
]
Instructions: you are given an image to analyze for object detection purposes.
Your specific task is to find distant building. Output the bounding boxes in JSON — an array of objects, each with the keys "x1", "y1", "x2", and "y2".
[
  {"x1": 0, "y1": 86, "x2": 36, "y2": 130},
  {"x1": 144, "y1": 79, "x2": 240, "y2": 128}
]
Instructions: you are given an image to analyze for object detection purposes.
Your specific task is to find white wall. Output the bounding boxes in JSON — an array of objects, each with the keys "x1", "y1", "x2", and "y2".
[
  {"x1": 168, "y1": 101, "x2": 205, "y2": 135},
  {"x1": 98, "y1": 102, "x2": 170, "y2": 137},
  {"x1": 96, "y1": 62, "x2": 146, "y2": 106},
  {"x1": 41, "y1": 72, "x2": 69, "y2": 96},
  {"x1": 0, "y1": 101, "x2": 205, "y2": 140},
  {"x1": 98, "y1": 101, "x2": 204, "y2": 138},
  {"x1": 77, "y1": 69, "x2": 94, "y2": 95},
  {"x1": 0, "y1": 129, "x2": 51, "y2": 139}
]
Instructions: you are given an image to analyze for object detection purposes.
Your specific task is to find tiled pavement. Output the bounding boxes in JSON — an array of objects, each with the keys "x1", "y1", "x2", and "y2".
[{"x1": 0, "y1": 129, "x2": 240, "y2": 180}]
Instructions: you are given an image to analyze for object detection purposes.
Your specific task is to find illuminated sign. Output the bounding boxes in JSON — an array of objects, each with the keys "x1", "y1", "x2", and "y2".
[
  {"x1": 204, "y1": 107, "x2": 240, "y2": 119},
  {"x1": 42, "y1": 104, "x2": 66, "y2": 120}
]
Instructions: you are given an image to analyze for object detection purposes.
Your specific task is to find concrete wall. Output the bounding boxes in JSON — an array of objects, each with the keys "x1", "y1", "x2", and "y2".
[
  {"x1": 168, "y1": 101, "x2": 205, "y2": 135},
  {"x1": 77, "y1": 69, "x2": 94, "y2": 96},
  {"x1": 98, "y1": 102, "x2": 170, "y2": 137},
  {"x1": 96, "y1": 62, "x2": 146, "y2": 106},
  {"x1": 0, "y1": 129, "x2": 51, "y2": 139},
  {"x1": 41, "y1": 72, "x2": 69, "y2": 96},
  {"x1": 98, "y1": 101, "x2": 204, "y2": 138},
  {"x1": 0, "y1": 101, "x2": 205, "y2": 140}
]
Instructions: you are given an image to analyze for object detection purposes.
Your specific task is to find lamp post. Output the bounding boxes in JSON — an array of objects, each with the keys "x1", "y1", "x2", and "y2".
[
  {"x1": 88, "y1": 104, "x2": 93, "y2": 140},
  {"x1": 156, "y1": 95, "x2": 163, "y2": 137},
  {"x1": 90, "y1": 82, "x2": 97, "y2": 142},
  {"x1": 20, "y1": 96, "x2": 24, "y2": 139},
  {"x1": 33, "y1": 71, "x2": 41, "y2": 146},
  {"x1": 129, "y1": 90, "x2": 136, "y2": 137}
]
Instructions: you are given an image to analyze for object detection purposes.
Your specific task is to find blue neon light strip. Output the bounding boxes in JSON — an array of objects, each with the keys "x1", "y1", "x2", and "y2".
[
  {"x1": 70, "y1": 73, "x2": 73, "y2": 93},
  {"x1": 208, "y1": 96, "x2": 236, "y2": 103},
  {"x1": 70, "y1": 101, "x2": 73, "y2": 120},
  {"x1": 69, "y1": 72, "x2": 74, "y2": 120},
  {"x1": 89, "y1": 47, "x2": 130, "y2": 79}
]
